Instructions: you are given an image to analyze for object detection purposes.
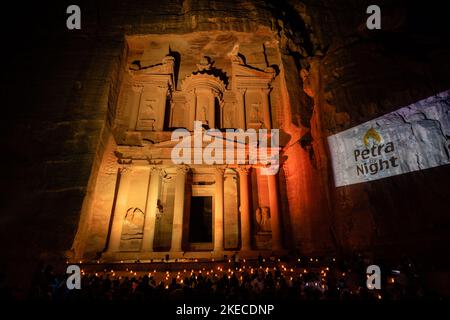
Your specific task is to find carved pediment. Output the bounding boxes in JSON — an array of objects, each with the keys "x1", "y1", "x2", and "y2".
[
  {"x1": 130, "y1": 55, "x2": 175, "y2": 88},
  {"x1": 181, "y1": 73, "x2": 226, "y2": 96},
  {"x1": 232, "y1": 64, "x2": 275, "y2": 90},
  {"x1": 228, "y1": 44, "x2": 276, "y2": 90},
  {"x1": 181, "y1": 56, "x2": 227, "y2": 95},
  {"x1": 114, "y1": 129, "x2": 280, "y2": 166}
]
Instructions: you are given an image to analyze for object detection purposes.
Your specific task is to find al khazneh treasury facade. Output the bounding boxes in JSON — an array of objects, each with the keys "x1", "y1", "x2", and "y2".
[{"x1": 72, "y1": 32, "x2": 292, "y2": 262}]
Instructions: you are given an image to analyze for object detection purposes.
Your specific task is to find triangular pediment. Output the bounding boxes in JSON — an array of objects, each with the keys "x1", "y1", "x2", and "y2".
[
  {"x1": 146, "y1": 130, "x2": 255, "y2": 149},
  {"x1": 129, "y1": 55, "x2": 175, "y2": 86},
  {"x1": 233, "y1": 63, "x2": 275, "y2": 78}
]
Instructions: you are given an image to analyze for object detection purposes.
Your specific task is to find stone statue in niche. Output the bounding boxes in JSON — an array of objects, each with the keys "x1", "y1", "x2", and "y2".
[
  {"x1": 224, "y1": 106, "x2": 233, "y2": 127},
  {"x1": 249, "y1": 103, "x2": 260, "y2": 123},
  {"x1": 139, "y1": 99, "x2": 157, "y2": 130},
  {"x1": 121, "y1": 207, "x2": 144, "y2": 239},
  {"x1": 156, "y1": 199, "x2": 164, "y2": 220},
  {"x1": 198, "y1": 104, "x2": 209, "y2": 126},
  {"x1": 141, "y1": 100, "x2": 156, "y2": 118},
  {"x1": 255, "y1": 207, "x2": 271, "y2": 233}
]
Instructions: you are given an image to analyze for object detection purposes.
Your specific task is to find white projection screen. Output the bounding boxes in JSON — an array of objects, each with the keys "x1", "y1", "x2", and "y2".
[{"x1": 328, "y1": 90, "x2": 450, "y2": 187}]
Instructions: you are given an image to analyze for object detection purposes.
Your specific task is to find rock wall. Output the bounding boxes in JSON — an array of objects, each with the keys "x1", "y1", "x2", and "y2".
[{"x1": 281, "y1": 0, "x2": 450, "y2": 261}]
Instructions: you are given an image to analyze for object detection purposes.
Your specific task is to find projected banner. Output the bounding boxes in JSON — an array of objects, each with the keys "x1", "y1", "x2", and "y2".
[{"x1": 328, "y1": 90, "x2": 450, "y2": 187}]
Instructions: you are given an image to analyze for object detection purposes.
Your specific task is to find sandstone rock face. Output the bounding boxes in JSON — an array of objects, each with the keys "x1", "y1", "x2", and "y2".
[
  {"x1": 1, "y1": 0, "x2": 450, "y2": 293},
  {"x1": 285, "y1": 0, "x2": 450, "y2": 259}
]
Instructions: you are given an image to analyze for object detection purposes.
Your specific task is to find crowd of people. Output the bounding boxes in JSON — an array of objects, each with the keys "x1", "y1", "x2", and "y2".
[{"x1": 24, "y1": 254, "x2": 431, "y2": 301}]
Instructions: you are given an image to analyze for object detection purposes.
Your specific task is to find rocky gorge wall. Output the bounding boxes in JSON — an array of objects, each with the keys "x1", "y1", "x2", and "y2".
[
  {"x1": 283, "y1": 0, "x2": 450, "y2": 262},
  {"x1": 1, "y1": 0, "x2": 450, "y2": 294}
]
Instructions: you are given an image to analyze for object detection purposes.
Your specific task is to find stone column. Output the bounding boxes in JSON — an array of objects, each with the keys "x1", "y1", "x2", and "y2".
[
  {"x1": 261, "y1": 88, "x2": 272, "y2": 129},
  {"x1": 237, "y1": 167, "x2": 252, "y2": 251},
  {"x1": 156, "y1": 85, "x2": 169, "y2": 131},
  {"x1": 214, "y1": 167, "x2": 225, "y2": 253},
  {"x1": 170, "y1": 165, "x2": 189, "y2": 253},
  {"x1": 188, "y1": 92, "x2": 196, "y2": 131},
  {"x1": 267, "y1": 173, "x2": 282, "y2": 251},
  {"x1": 108, "y1": 166, "x2": 132, "y2": 252},
  {"x1": 237, "y1": 88, "x2": 246, "y2": 130},
  {"x1": 128, "y1": 84, "x2": 143, "y2": 130},
  {"x1": 209, "y1": 89, "x2": 215, "y2": 129},
  {"x1": 142, "y1": 167, "x2": 160, "y2": 252}
]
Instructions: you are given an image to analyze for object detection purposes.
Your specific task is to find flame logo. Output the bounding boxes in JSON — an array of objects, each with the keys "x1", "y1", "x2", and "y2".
[{"x1": 363, "y1": 128, "x2": 382, "y2": 146}]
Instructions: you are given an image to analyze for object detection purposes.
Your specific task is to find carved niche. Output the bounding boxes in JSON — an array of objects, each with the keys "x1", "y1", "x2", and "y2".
[
  {"x1": 222, "y1": 91, "x2": 238, "y2": 129},
  {"x1": 255, "y1": 207, "x2": 271, "y2": 233},
  {"x1": 120, "y1": 207, "x2": 145, "y2": 251}
]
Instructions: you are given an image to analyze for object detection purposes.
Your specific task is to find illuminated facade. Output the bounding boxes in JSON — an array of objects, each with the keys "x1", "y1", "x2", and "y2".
[{"x1": 72, "y1": 33, "x2": 289, "y2": 261}]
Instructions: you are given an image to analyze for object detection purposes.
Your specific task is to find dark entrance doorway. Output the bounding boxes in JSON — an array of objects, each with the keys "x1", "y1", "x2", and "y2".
[{"x1": 189, "y1": 196, "x2": 213, "y2": 243}]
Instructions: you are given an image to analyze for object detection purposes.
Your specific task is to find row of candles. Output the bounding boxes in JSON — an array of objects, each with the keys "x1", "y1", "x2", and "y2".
[
  {"x1": 76, "y1": 264, "x2": 333, "y2": 289},
  {"x1": 65, "y1": 262, "x2": 396, "y2": 300},
  {"x1": 66, "y1": 256, "x2": 343, "y2": 286}
]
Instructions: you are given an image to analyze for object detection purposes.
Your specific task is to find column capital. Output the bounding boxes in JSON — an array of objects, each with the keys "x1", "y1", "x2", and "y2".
[
  {"x1": 119, "y1": 165, "x2": 133, "y2": 175},
  {"x1": 236, "y1": 166, "x2": 252, "y2": 175},
  {"x1": 176, "y1": 165, "x2": 190, "y2": 174},
  {"x1": 159, "y1": 168, "x2": 174, "y2": 182},
  {"x1": 260, "y1": 87, "x2": 271, "y2": 95},
  {"x1": 150, "y1": 166, "x2": 161, "y2": 174},
  {"x1": 214, "y1": 166, "x2": 226, "y2": 176},
  {"x1": 131, "y1": 84, "x2": 144, "y2": 92},
  {"x1": 237, "y1": 88, "x2": 247, "y2": 96}
]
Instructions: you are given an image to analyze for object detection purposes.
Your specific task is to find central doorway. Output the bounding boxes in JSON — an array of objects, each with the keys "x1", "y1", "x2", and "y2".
[{"x1": 189, "y1": 196, "x2": 213, "y2": 244}]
